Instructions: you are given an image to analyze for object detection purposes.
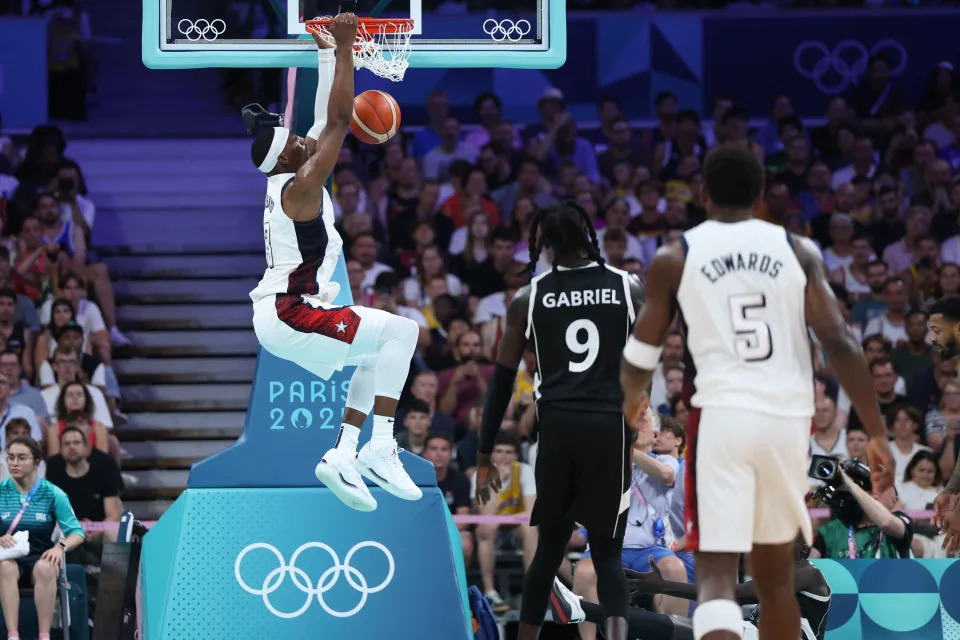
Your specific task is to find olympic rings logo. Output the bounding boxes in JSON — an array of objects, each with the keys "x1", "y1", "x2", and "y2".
[
  {"x1": 177, "y1": 18, "x2": 226, "y2": 41},
  {"x1": 234, "y1": 541, "x2": 395, "y2": 619},
  {"x1": 793, "y1": 39, "x2": 907, "y2": 95},
  {"x1": 483, "y1": 18, "x2": 531, "y2": 43}
]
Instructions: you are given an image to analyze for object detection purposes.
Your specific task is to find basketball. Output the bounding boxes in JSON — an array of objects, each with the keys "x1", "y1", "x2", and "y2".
[{"x1": 351, "y1": 90, "x2": 402, "y2": 144}]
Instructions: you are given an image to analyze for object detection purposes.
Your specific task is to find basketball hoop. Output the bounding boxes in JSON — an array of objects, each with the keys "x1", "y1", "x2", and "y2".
[{"x1": 306, "y1": 17, "x2": 414, "y2": 83}]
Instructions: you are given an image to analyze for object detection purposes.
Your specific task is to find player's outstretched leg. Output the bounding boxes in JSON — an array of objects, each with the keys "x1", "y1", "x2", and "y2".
[
  {"x1": 316, "y1": 312, "x2": 422, "y2": 509},
  {"x1": 315, "y1": 365, "x2": 379, "y2": 511}
]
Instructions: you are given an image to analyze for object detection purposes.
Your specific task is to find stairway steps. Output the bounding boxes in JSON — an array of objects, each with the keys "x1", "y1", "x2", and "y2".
[
  {"x1": 106, "y1": 254, "x2": 264, "y2": 279},
  {"x1": 114, "y1": 279, "x2": 255, "y2": 304},
  {"x1": 121, "y1": 439, "x2": 233, "y2": 470},
  {"x1": 122, "y1": 383, "x2": 251, "y2": 412},
  {"x1": 121, "y1": 330, "x2": 257, "y2": 356},
  {"x1": 116, "y1": 304, "x2": 252, "y2": 330},
  {"x1": 113, "y1": 357, "x2": 256, "y2": 383}
]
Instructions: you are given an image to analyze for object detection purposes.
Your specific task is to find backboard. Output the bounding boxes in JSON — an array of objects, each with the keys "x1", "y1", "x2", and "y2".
[{"x1": 142, "y1": 0, "x2": 566, "y2": 70}]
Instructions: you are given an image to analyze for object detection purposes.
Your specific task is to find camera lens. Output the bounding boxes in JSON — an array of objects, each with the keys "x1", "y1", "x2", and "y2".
[{"x1": 814, "y1": 460, "x2": 835, "y2": 479}]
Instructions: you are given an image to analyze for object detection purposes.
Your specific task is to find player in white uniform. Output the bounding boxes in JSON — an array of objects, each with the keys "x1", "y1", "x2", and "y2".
[
  {"x1": 248, "y1": 13, "x2": 421, "y2": 513},
  {"x1": 620, "y1": 146, "x2": 893, "y2": 640}
]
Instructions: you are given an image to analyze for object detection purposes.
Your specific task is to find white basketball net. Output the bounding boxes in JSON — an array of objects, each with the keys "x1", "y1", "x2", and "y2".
[{"x1": 307, "y1": 19, "x2": 413, "y2": 83}]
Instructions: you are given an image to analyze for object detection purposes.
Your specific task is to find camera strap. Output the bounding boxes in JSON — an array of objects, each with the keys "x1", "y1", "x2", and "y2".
[{"x1": 848, "y1": 525, "x2": 884, "y2": 559}]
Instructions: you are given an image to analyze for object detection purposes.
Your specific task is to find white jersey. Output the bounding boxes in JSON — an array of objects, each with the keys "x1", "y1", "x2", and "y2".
[
  {"x1": 676, "y1": 219, "x2": 814, "y2": 418},
  {"x1": 249, "y1": 173, "x2": 343, "y2": 304}
]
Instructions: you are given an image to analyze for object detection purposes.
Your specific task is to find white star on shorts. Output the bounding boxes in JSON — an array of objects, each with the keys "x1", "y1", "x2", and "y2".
[{"x1": 335, "y1": 320, "x2": 348, "y2": 333}]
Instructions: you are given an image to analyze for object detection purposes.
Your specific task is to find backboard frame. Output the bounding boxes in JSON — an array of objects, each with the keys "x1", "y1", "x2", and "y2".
[{"x1": 141, "y1": 0, "x2": 566, "y2": 70}]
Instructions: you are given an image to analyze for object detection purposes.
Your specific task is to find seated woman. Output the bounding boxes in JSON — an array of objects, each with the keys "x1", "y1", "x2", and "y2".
[
  {"x1": 0, "y1": 437, "x2": 84, "y2": 640},
  {"x1": 45, "y1": 382, "x2": 109, "y2": 459},
  {"x1": 0, "y1": 420, "x2": 46, "y2": 482}
]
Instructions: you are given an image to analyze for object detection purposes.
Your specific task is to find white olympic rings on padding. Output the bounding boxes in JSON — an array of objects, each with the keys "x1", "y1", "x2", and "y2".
[
  {"x1": 793, "y1": 39, "x2": 907, "y2": 95},
  {"x1": 483, "y1": 18, "x2": 531, "y2": 43},
  {"x1": 177, "y1": 18, "x2": 227, "y2": 41},
  {"x1": 234, "y1": 541, "x2": 395, "y2": 619}
]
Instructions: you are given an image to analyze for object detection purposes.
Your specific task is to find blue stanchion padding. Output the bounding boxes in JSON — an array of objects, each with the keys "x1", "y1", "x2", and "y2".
[
  {"x1": 812, "y1": 559, "x2": 960, "y2": 639},
  {"x1": 140, "y1": 488, "x2": 473, "y2": 640},
  {"x1": 189, "y1": 257, "x2": 436, "y2": 489}
]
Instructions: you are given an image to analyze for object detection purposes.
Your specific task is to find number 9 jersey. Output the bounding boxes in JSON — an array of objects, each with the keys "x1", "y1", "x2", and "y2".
[
  {"x1": 677, "y1": 219, "x2": 814, "y2": 419},
  {"x1": 526, "y1": 262, "x2": 637, "y2": 414}
]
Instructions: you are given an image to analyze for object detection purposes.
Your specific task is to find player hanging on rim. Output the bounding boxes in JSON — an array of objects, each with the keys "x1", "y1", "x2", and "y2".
[
  {"x1": 248, "y1": 11, "x2": 421, "y2": 512},
  {"x1": 475, "y1": 201, "x2": 645, "y2": 640},
  {"x1": 619, "y1": 145, "x2": 892, "y2": 640}
]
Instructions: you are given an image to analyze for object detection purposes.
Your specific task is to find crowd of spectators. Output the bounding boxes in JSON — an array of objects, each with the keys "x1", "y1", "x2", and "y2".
[
  {"x1": 0, "y1": 122, "x2": 133, "y2": 629},
  {"x1": 306, "y1": 53, "x2": 960, "y2": 613}
]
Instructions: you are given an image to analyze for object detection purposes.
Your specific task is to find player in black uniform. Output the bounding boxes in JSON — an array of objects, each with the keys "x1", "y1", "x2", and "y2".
[
  {"x1": 549, "y1": 538, "x2": 832, "y2": 640},
  {"x1": 475, "y1": 201, "x2": 645, "y2": 640}
]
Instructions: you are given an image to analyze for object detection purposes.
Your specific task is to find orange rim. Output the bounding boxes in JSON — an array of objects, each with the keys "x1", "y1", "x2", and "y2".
[{"x1": 306, "y1": 17, "x2": 415, "y2": 34}]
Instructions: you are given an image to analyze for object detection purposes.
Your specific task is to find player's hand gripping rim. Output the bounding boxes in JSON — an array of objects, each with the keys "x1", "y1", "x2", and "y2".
[{"x1": 474, "y1": 453, "x2": 502, "y2": 506}]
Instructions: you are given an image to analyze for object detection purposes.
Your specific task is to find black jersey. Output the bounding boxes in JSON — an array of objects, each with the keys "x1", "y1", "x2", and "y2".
[
  {"x1": 745, "y1": 561, "x2": 831, "y2": 640},
  {"x1": 526, "y1": 263, "x2": 636, "y2": 414}
]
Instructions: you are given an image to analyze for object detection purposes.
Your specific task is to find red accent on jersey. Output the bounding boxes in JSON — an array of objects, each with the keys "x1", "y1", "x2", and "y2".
[
  {"x1": 683, "y1": 407, "x2": 702, "y2": 553},
  {"x1": 274, "y1": 294, "x2": 360, "y2": 344}
]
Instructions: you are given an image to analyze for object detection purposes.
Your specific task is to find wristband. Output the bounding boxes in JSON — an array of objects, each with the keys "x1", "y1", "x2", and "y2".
[{"x1": 623, "y1": 336, "x2": 663, "y2": 370}]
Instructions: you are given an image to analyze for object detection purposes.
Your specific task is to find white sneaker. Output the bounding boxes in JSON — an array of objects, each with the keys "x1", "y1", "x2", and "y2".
[
  {"x1": 354, "y1": 440, "x2": 423, "y2": 501},
  {"x1": 485, "y1": 589, "x2": 510, "y2": 614},
  {"x1": 548, "y1": 577, "x2": 586, "y2": 624},
  {"x1": 315, "y1": 448, "x2": 377, "y2": 512}
]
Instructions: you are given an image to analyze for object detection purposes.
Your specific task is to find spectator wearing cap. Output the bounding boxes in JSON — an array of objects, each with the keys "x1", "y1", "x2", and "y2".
[
  {"x1": 45, "y1": 426, "x2": 121, "y2": 545},
  {"x1": 0, "y1": 368, "x2": 42, "y2": 449},
  {"x1": 0, "y1": 351, "x2": 48, "y2": 431},
  {"x1": 0, "y1": 289, "x2": 31, "y2": 381},
  {"x1": 422, "y1": 431, "x2": 473, "y2": 564}
]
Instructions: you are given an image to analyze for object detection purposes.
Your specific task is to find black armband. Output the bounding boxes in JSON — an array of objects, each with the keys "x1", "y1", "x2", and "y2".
[{"x1": 478, "y1": 363, "x2": 519, "y2": 455}]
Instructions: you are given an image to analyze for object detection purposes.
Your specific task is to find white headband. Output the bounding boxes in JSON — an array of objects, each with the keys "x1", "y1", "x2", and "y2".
[{"x1": 258, "y1": 126, "x2": 289, "y2": 174}]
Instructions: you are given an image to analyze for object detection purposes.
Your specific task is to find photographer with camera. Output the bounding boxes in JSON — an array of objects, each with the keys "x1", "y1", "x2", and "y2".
[{"x1": 808, "y1": 456, "x2": 914, "y2": 559}]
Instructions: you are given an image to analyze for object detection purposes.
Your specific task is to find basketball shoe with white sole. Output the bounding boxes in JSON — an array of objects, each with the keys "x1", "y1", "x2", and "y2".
[
  {"x1": 354, "y1": 440, "x2": 423, "y2": 501},
  {"x1": 315, "y1": 447, "x2": 377, "y2": 512},
  {"x1": 549, "y1": 577, "x2": 586, "y2": 624}
]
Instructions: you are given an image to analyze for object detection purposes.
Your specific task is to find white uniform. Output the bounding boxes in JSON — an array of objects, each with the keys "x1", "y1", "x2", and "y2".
[
  {"x1": 251, "y1": 174, "x2": 388, "y2": 379},
  {"x1": 676, "y1": 219, "x2": 814, "y2": 553}
]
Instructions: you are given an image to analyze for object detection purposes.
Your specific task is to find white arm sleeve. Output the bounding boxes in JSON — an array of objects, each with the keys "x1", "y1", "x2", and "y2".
[{"x1": 307, "y1": 48, "x2": 337, "y2": 140}]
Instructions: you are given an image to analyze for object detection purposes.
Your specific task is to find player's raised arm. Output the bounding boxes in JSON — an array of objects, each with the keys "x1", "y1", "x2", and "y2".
[
  {"x1": 793, "y1": 234, "x2": 894, "y2": 488},
  {"x1": 284, "y1": 12, "x2": 357, "y2": 215},
  {"x1": 304, "y1": 29, "x2": 336, "y2": 153},
  {"x1": 620, "y1": 244, "x2": 683, "y2": 424}
]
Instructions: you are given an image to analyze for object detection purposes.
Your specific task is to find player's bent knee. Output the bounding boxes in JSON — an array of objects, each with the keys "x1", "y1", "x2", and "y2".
[
  {"x1": 387, "y1": 314, "x2": 419, "y2": 344},
  {"x1": 692, "y1": 599, "x2": 743, "y2": 640}
]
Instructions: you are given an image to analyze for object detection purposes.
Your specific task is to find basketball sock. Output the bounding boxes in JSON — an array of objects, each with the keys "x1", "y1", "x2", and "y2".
[
  {"x1": 335, "y1": 424, "x2": 360, "y2": 455},
  {"x1": 38, "y1": 634, "x2": 50, "y2": 640},
  {"x1": 372, "y1": 415, "x2": 396, "y2": 444},
  {"x1": 8, "y1": 632, "x2": 19, "y2": 640}
]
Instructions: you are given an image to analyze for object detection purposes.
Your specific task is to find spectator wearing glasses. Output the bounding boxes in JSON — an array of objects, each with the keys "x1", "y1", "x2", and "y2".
[
  {"x1": 0, "y1": 420, "x2": 46, "y2": 481},
  {"x1": 37, "y1": 321, "x2": 107, "y2": 391},
  {"x1": 0, "y1": 437, "x2": 84, "y2": 640},
  {"x1": 40, "y1": 346, "x2": 112, "y2": 430}
]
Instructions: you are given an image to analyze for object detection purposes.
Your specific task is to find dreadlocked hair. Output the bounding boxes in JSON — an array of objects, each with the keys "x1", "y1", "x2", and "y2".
[{"x1": 526, "y1": 201, "x2": 605, "y2": 274}]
